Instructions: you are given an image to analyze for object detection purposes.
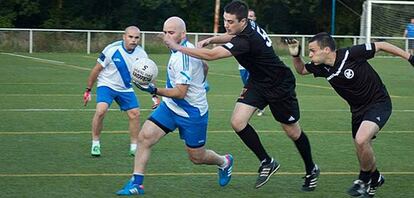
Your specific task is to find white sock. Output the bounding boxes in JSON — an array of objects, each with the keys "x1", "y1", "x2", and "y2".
[
  {"x1": 92, "y1": 140, "x2": 100, "y2": 146},
  {"x1": 130, "y1": 144, "x2": 137, "y2": 151},
  {"x1": 219, "y1": 156, "x2": 228, "y2": 169}
]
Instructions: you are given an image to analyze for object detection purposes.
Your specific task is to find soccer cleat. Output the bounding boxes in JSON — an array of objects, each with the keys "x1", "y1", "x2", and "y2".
[
  {"x1": 368, "y1": 175, "x2": 385, "y2": 197},
  {"x1": 257, "y1": 109, "x2": 265, "y2": 116},
  {"x1": 218, "y1": 154, "x2": 233, "y2": 186},
  {"x1": 301, "y1": 164, "x2": 320, "y2": 191},
  {"x1": 255, "y1": 158, "x2": 280, "y2": 189},
  {"x1": 347, "y1": 179, "x2": 370, "y2": 197},
  {"x1": 91, "y1": 145, "x2": 101, "y2": 157},
  {"x1": 116, "y1": 183, "x2": 144, "y2": 196},
  {"x1": 129, "y1": 149, "x2": 136, "y2": 156}
]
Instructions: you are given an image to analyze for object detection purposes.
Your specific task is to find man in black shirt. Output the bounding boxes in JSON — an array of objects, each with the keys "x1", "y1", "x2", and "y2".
[
  {"x1": 163, "y1": 0, "x2": 319, "y2": 191},
  {"x1": 287, "y1": 32, "x2": 414, "y2": 197}
]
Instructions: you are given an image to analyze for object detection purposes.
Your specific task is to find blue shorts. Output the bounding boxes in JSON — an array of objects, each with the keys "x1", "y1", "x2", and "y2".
[
  {"x1": 96, "y1": 86, "x2": 139, "y2": 111},
  {"x1": 148, "y1": 102, "x2": 208, "y2": 148}
]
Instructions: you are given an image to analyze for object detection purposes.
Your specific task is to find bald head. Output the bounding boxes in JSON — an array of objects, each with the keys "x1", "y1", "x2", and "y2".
[
  {"x1": 164, "y1": 16, "x2": 187, "y2": 33},
  {"x1": 125, "y1": 26, "x2": 140, "y2": 34}
]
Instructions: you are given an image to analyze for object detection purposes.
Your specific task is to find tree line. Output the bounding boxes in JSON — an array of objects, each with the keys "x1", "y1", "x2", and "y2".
[{"x1": 0, "y1": 0, "x2": 364, "y2": 35}]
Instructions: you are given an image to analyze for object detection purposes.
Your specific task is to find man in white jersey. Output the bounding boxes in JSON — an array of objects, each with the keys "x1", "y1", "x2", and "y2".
[
  {"x1": 116, "y1": 17, "x2": 233, "y2": 196},
  {"x1": 83, "y1": 26, "x2": 147, "y2": 157}
]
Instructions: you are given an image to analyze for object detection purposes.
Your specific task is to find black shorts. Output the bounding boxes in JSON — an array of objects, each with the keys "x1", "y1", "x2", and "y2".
[
  {"x1": 237, "y1": 71, "x2": 300, "y2": 124},
  {"x1": 351, "y1": 99, "x2": 392, "y2": 138}
]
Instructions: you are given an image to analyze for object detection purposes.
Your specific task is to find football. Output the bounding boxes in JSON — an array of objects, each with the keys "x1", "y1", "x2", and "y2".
[{"x1": 130, "y1": 58, "x2": 158, "y2": 87}]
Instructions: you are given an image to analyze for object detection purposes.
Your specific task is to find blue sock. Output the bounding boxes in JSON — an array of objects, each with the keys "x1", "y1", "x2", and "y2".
[{"x1": 133, "y1": 174, "x2": 144, "y2": 185}]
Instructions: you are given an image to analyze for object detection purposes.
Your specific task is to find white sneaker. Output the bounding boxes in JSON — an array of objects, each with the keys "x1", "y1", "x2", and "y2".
[{"x1": 257, "y1": 109, "x2": 265, "y2": 116}]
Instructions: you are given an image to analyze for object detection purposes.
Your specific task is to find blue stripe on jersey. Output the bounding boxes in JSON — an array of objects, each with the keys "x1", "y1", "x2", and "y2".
[
  {"x1": 98, "y1": 53, "x2": 105, "y2": 62},
  {"x1": 182, "y1": 53, "x2": 189, "y2": 71},
  {"x1": 112, "y1": 50, "x2": 132, "y2": 88},
  {"x1": 172, "y1": 98, "x2": 201, "y2": 118},
  {"x1": 166, "y1": 71, "x2": 173, "y2": 88},
  {"x1": 180, "y1": 71, "x2": 191, "y2": 81}
]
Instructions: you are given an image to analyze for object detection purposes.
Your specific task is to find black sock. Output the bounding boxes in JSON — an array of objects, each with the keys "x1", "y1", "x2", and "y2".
[
  {"x1": 359, "y1": 170, "x2": 372, "y2": 183},
  {"x1": 294, "y1": 131, "x2": 315, "y2": 175},
  {"x1": 371, "y1": 169, "x2": 380, "y2": 183},
  {"x1": 236, "y1": 124, "x2": 271, "y2": 163}
]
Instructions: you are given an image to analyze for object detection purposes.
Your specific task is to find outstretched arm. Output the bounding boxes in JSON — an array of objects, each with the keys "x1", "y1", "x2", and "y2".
[
  {"x1": 374, "y1": 42, "x2": 414, "y2": 66},
  {"x1": 197, "y1": 34, "x2": 235, "y2": 48},
  {"x1": 285, "y1": 38, "x2": 310, "y2": 75}
]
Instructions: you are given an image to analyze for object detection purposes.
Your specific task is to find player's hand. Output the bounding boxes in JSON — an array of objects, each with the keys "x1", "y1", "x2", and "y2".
[
  {"x1": 151, "y1": 95, "x2": 160, "y2": 110},
  {"x1": 285, "y1": 38, "x2": 301, "y2": 57},
  {"x1": 197, "y1": 38, "x2": 211, "y2": 48},
  {"x1": 134, "y1": 82, "x2": 157, "y2": 95},
  {"x1": 409, "y1": 55, "x2": 414, "y2": 67},
  {"x1": 83, "y1": 88, "x2": 91, "y2": 106}
]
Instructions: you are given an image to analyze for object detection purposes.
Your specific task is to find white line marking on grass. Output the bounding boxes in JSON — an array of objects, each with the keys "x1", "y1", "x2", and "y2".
[
  {"x1": 0, "y1": 171, "x2": 413, "y2": 177},
  {"x1": 1, "y1": 52, "x2": 90, "y2": 71},
  {"x1": 0, "y1": 130, "x2": 412, "y2": 135}
]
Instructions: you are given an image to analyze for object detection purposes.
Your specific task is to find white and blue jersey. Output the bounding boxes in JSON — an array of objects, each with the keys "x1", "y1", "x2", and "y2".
[
  {"x1": 97, "y1": 40, "x2": 148, "y2": 92},
  {"x1": 163, "y1": 40, "x2": 208, "y2": 118}
]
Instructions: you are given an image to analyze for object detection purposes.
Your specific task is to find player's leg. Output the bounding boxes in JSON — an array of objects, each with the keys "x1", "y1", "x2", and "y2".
[
  {"x1": 179, "y1": 112, "x2": 233, "y2": 186},
  {"x1": 116, "y1": 91, "x2": 141, "y2": 156},
  {"x1": 91, "y1": 86, "x2": 114, "y2": 156},
  {"x1": 117, "y1": 102, "x2": 173, "y2": 196},
  {"x1": 347, "y1": 100, "x2": 391, "y2": 197}
]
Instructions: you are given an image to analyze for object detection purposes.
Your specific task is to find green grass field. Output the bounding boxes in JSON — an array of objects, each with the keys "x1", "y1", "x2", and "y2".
[{"x1": 0, "y1": 52, "x2": 413, "y2": 197}]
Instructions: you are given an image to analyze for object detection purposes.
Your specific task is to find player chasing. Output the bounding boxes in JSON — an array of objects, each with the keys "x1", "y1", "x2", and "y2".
[
  {"x1": 116, "y1": 16, "x2": 233, "y2": 196},
  {"x1": 165, "y1": 0, "x2": 319, "y2": 191},
  {"x1": 286, "y1": 33, "x2": 414, "y2": 197},
  {"x1": 83, "y1": 26, "x2": 148, "y2": 157}
]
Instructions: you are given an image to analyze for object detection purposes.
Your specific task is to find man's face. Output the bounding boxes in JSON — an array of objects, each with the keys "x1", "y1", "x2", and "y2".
[
  {"x1": 163, "y1": 22, "x2": 185, "y2": 45},
  {"x1": 223, "y1": 12, "x2": 247, "y2": 35},
  {"x1": 308, "y1": 41, "x2": 328, "y2": 64},
  {"x1": 123, "y1": 30, "x2": 140, "y2": 51},
  {"x1": 248, "y1": 10, "x2": 256, "y2": 21},
  {"x1": 411, "y1": 18, "x2": 414, "y2": 24}
]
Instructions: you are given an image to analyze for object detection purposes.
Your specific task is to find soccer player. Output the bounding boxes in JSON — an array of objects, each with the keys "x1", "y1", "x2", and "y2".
[
  {"x1": 164, "y1": 0, "x2": 319, "y2": 191},
  {"x1": 286, "y1": 32, "x2": 414, "y2": 197},
  {"x1": 116, "y1": 16, "x2": 233, "y2": 196},
  {"x1": 83, "y1": 26, "x2": 148, "y2": 157}
]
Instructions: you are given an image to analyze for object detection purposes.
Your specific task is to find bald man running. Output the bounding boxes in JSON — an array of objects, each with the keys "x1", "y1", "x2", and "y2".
[{"x1": 116, "y1": 17, "x2": 234, "y2": 196}]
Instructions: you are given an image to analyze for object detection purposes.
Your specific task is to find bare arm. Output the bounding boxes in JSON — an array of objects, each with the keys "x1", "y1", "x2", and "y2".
[
  {"x1": 374, "y1": 42, "x2": 411, "y2": 60},
  {"x1": 156, "y1": 84, "x2": 188, "y2": 99},
  {"x1": 86, "y1": 62, "x2": 104, "y2": 89},
  {"x1": 197, "y1": 34, "x2": 235, "y2": 48},
  {"x1": 291, "y1": 57, "x2": 310, "y2": 75}
]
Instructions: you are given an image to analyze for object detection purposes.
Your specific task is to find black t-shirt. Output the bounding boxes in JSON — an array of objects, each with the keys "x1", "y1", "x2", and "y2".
[
  {"x1": 305, "y1": 43, "x2": 390, "y2": 113},
  {"x1": 222, "y1": 21, "x2": 291, "y2": 88}
]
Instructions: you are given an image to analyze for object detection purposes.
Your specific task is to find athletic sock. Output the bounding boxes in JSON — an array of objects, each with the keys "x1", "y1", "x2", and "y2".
[
  {"x1": 219, "y1": 155, "x2": 229, "y2": 169},
  {"x1": 359, "y1": 170, "x2": 372, "y2": 184},
  {"x1": 294, "y1": 131, "x2": 315, "y2": 175},
  {"x1": 132, "y1": 173, "x2": 144, "y2": 185},
  {"x1": 236, "y1": 124, "x2": 271, "y2": 163},
  {"x1": 130, "y1": 144, "x2": 137, "y2": 151},
  {"x1": 371, "y1": 168, "x2": 380, "y2": 183},
  {"x1": 92, "y1": 140, "x2": 100, "y2": 146}
]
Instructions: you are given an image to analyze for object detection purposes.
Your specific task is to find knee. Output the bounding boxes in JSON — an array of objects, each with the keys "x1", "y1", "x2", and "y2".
[
  {"x1": 128, "y1": 109, "x2": 140, "y2": 120},
  {"x1": 137, "y1": 130, "x2": 152, "y2": 145},
  {"x1": 231, "y1": 117, "x2": 246, "y2": 132},
  {"x1": 188, "y1": 153, "x2": 204, "y2": 165},
  {"x1": 354, "y1": 137, "x2": 369, "y2": 148}
]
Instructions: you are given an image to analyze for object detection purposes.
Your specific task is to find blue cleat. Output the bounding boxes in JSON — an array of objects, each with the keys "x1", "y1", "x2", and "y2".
[
  {"x1": 218, "y1": 154, "x2": 233, "y2": 186},
  {"x1": 116, "y1": 178, "x2": 144, "y2": 196}
]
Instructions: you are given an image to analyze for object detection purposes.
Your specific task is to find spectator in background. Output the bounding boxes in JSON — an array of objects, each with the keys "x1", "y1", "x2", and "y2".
[{"x1": 403, "y1": 18, "x2": 414, "y2": 55}]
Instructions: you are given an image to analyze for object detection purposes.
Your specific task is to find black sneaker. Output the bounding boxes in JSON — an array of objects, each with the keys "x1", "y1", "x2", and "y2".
[
  {"x1": 368, "y1": 175, "x2": 384, "y2": 197},
  {"x1": 301, "y1": 164, "x2": 320, "y2": 191},
  {"x1": 347, "y1": 179, "x2": 370, "y2": 197},
  {"x1": 255, "y1": 158, "x2": 280, "y2": 189}
]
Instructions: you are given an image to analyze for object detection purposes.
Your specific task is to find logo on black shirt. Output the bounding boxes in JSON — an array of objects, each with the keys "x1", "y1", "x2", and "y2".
[{"x1": 344, "y1": 69, "x2": 354, "y2": 79}]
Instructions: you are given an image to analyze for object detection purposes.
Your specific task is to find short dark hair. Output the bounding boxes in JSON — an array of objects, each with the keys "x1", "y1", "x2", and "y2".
[
  {"x1": 309, "y1": 32, "x2": 336, "y2": 51},
  {"x1": 224, "y1": 0, "x2": 249, "y2": 22}
]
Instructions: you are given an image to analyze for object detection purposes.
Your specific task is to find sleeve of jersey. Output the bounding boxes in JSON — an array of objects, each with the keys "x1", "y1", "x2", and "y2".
[
  {"x1": 221, "y1": 36, "x2": 250, "y2": 56},
  {"x1": 349, "y1": 43, "x2": 376, "y2": 60},
  {"x1": 175, "y1": 53, "x2": 192, "y2": 85},
  {"x1": 97, "y1": 46, "x2": 111, "y2": 68},
  {"x1": 304, "y1": 62, "x2": 324, "y2": 77}
]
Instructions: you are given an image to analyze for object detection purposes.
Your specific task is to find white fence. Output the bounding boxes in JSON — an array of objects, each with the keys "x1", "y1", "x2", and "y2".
[{"x1": 0, "y1": 28, "x2": 412, "y2": 56}]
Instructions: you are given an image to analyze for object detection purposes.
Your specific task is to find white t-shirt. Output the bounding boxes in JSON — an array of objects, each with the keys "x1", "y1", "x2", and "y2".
[
  {"x1": 163, "y1": 40, "x2": 208, "y2": 117},
  {"x1": 96, "y1": 40, "x2": 148, "y2": 92}
]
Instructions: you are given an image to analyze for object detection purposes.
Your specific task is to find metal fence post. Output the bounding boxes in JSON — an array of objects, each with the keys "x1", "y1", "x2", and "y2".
[{"x1": 29, "y1": 29, "x2": 33, "y2": 53}]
